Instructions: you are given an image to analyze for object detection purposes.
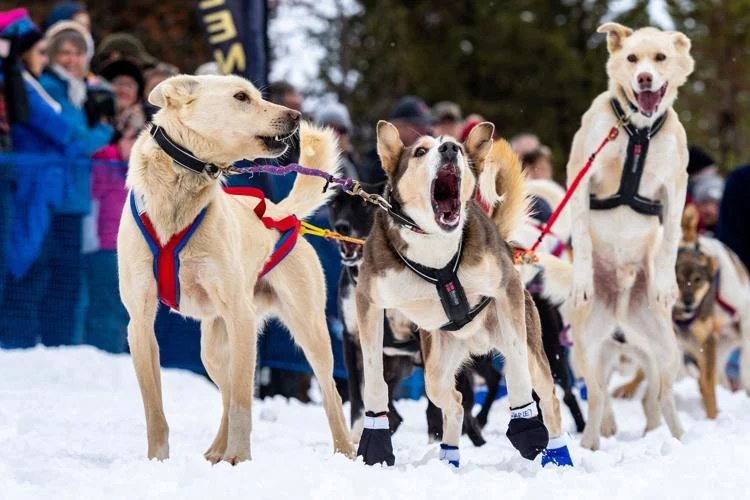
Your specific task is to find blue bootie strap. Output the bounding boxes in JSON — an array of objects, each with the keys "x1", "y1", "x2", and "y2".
[{"x1": 439, "y1": 443, "x2": 460, "y2": 468}]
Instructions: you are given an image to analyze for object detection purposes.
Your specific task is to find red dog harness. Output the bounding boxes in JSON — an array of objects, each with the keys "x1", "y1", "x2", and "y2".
[{"x1": 130, "y1": 186, "x2": 300, "y2": 311}]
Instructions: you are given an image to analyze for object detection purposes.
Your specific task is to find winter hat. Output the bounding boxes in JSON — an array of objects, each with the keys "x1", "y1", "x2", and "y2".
[
  {"x1": 390, "y1": 95, "x2": 433, "y2": 126},
  {"x1": 44, "y1": 1, "x2": 85, "y2": 30},
  {"x1": 315, "y1": 102, "x2": 353, "y2": 134},
  {"x1": 94, "y1": 33, "x2": 157, "y2": 71},
  {"x1": 99, "y1": 57, "x2": 145, "y2": 97},
  {"x1": 0, "y1": 8, "x2": 43, "y2": 56},
  {"x1": 433, "y1": 101, "x2": 462, "y2": 123},
  {"x1": 45, "y1": 20, "x2": 94, "y2": 64},
  {"x1": 687, "y1": 146, "x2": 716, "y2": 176},
  {"x1": 693, "y1": 174, "x2": 725, "y2": 203}
]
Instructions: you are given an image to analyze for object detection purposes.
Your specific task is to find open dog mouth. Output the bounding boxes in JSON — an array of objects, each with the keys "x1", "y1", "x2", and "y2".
[
  {"x1": 635, "y1": 83, "x2": 667, "y2": 117},
  {"x1": 258, "y1": 127, "x2": 297, "y2": 152},
  {"x1": 431, "y1": 163, "x2": 461, "y2": 231},
  {"x1": 338, "y1": 241, "x2": 362, "y2": 264}
]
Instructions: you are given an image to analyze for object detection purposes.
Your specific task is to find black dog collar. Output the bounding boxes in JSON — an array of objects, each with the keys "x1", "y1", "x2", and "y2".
[
  {"x1": 393, "y1": 238, "x2": 493, "y2": 332},
  {"x1": 384, "y1": 186, "x2": 426, "y2": 234},
  {"x1": 150, "y1": 124, "x2": 221, "y2": 178}
]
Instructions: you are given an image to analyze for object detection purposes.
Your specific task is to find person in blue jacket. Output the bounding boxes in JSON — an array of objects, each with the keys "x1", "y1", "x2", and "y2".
[{"x1": 0, "y1": 15, "x2": 113, "y2": 348}]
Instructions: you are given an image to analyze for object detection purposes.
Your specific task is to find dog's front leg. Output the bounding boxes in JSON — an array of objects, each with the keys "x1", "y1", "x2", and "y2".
[
  {"x1": 355, "y1": 289, "x2": 393, "y2": 466},
  {"x1": 221, "y1": 297, "x2": 257, "y2": 465},
  {"x1": 566, "y1": 132, "x2": 595, "y2": 310},
  {"x1": 651, "y1": 172, "x2": 687, "y2": 311}
]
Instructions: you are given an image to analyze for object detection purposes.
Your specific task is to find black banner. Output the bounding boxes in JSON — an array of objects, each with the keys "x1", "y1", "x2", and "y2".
[{"x1": 195, "y1": 0, "x2": 268, "y2": 87}]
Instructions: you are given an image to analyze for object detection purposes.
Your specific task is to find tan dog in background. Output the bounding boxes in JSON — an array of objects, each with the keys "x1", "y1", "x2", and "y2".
[
  {"x1": 117, "y1": 74, "x2": 353, "y2": 464},
  {"x1": 566, "y1": 24, "x2": 694, "y2": 450}
]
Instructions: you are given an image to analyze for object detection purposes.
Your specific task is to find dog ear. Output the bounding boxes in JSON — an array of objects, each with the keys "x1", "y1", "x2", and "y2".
[
  {"x1": 148, "y1": 75, "x2": 200, "y2": 109},
  {"x1": 681, "y1": 203, "x2": 700, "y2": 244},
  {"x1": 671, "y1": 31, "x2": 691, "y2": 54},
  {"x1": 597, "y1": 22, "x2": 633, "y2": 53},
  {"x1": 463, "y1": 122, "x2": 495, "y2": 170},
  {"x1": 376, "y1": 120, "x2": 404, "y2": 177}
]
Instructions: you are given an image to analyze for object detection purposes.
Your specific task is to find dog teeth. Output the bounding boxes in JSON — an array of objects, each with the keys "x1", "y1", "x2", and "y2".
[{"x1": 274, "y1": 135, "x2": 280, "y2": 141}]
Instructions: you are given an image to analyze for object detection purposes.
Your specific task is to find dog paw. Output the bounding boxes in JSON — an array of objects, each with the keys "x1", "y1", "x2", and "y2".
[
  {"x1": 601, "y1": 413, "x2": 617, "y2": 438},
  {"x1": 357, "y1": 412, "x2": 395, "y2": 466},
  {"x1": 541, "y1": 435, "x2": 574, "y2": 467},
  {"x1": 439, "y1": 444, "x2": 460, "y2": 468},
  {"x1": 651, "y1": 276, "x2": 678, "y2": 310},
  {"x1": 204, "y1": 449, "x2": 223, "y2": 464},
  {"x1": 147, "y1": 443, "x2": 169, "y2": 461},
  {"x1": 569, "y1": 271, "x2": 594, "y2": 309},
  {"x1": 506, "y1": 402, "x2": 549, "y2": 460},
  {"x1": 580, "y1": 429, "x2": 600, "y2": 451}
]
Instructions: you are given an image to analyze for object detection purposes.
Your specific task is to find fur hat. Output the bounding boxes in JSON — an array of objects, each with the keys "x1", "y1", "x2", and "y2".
[{"x1": 45, "y1": 20, "x2": 94, "y2": 63}]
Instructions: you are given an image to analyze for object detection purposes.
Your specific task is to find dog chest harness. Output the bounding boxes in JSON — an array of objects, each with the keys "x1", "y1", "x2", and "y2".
[
  {"x1": 130, "y1": 186, "x2": 300, "y2": 311},
  {"x1": 393, "y1": 239, "x2": 493, "y2": 332},
  {"x1": 589, "y1": 98, "x2": 668, "y2": 218}
]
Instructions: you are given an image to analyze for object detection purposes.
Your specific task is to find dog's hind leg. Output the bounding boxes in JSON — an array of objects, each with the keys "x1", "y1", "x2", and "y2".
[
  {"x1": 125, "y1": 290, "x2": 169, "y2": 460},
  {"x1": 275, "y1": 289, "x2": 354, "y2": 458},
  {"x1": 457, "y1": 365, "x2": 486, "y2": 447},
  {"x1": 575, "y1": 302, "x2": 617, "y2": 451},
  {"x1": 473, "y1": 355, "x2": 501, "y2": 428},
  {"x1": 200, "y1": 316, "x2": 231, "y2": 463}
]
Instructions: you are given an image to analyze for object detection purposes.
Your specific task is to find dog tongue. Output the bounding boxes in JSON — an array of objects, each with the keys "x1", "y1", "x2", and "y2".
[{"x1": 637, "y1": 90, "x2": 661, "y2": 115}]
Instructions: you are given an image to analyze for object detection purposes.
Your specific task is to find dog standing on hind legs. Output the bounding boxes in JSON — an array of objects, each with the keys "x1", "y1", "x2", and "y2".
[
  {"x1": 354, "y1": 121, "x2": 571, "y2": 468},
  {"x1": 118, "y1": 74, "x2": 353, "y2": 464},
  {"x1": 565, "y1": 23, "x2": 694, "y2": 450}
]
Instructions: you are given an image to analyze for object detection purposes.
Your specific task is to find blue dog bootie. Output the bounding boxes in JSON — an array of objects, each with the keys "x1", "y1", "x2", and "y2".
[
  {"x1": 541, "y1": 434, "x2": 574, "y2": 467},
  {"x1": 506, "y1": 401, "x2": 549, "y2": 460},
  {"x1": 357, "y1": 411, "x2": 395, "y2": 466},
  {"x1": 439, "y1": 443, "x2": 460, "y2": 468}
]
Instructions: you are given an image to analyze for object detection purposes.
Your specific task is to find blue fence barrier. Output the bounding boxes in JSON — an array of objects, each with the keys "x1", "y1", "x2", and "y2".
[{"x1": 0, "y1": 153, "x2": 348, "y2": 381}]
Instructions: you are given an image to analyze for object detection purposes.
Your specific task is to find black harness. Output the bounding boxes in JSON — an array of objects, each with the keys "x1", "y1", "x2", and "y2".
[
  {"x1": 589, "y1": 98, "x2": 668, "y2": 218},
  {"x1": 150, "y1": 124, "x2": 222, "y2": 177},
  {"x1": 393, "y1": 238, "x2": 493, "y2": 332}
]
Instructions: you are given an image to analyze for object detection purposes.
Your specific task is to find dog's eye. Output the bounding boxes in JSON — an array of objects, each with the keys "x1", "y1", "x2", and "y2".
[
  {"x1": 655, "y1": 53, "x2": 666, "y2": 62},
  {"x1": 234, "y1": 91, "x2": 250, "y2": 102},
  {"x1": 627, "y1": 54, "x2": 638, "y2": 63},
  {"x1": 414, "y1": 147, "x2": 428, "y2": 158}
]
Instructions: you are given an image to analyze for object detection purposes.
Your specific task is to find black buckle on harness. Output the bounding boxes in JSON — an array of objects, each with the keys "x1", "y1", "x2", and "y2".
[
  {"x1": 150, "y1": 124, "x2": 222, "y2": 178},
  {"x1": 385, "y1": 186, "x2": 426, "y2": 234},
  {"x1": 394, "y1": 239, "x2": 493, "y2": 331},
  {"x1": 589, "y1": 98, "x2": 667, "y2": 218}
]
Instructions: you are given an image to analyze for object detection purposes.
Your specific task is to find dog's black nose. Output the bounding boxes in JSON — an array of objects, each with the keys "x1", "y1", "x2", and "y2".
[
  {"x1": 637, "y1": 72, "x2": 653, "y2": 90},
  {"x1": 683, "y1": 296, "x2": 694, "y2": 308},
  {"x1": 287, "y1": 110, "x2": 301, "y2": 123},
  {"x1": 438, "y1": 142, "x2": 459, "y2": 162},
  {"x1": 334, "y1": 220, "x2": 351, "y2": 236}
]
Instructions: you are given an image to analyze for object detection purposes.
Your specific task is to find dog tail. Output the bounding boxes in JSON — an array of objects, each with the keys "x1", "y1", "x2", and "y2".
[
  {"x1": 276, "y1": 121, "x2": 341, "y2": 220},
  {"x1": 484, "y1": 139, "x2": 529, "y2": 241}
]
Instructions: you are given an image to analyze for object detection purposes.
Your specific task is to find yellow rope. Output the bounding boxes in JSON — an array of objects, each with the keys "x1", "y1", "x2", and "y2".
[{"x1": 299, "y1": 221, "x2": 366, "y2": 245}]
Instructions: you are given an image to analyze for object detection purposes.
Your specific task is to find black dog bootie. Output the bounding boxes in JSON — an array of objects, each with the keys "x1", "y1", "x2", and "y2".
[
  {"x1": 357, "y1": 411, "x2": 395, "y2": 466},
  {"x1": 506, "y1": 402, "x2": 549, "y2": 460}
]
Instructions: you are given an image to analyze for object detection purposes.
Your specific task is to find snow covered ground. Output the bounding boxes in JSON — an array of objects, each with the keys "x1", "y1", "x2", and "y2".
[{"x1": 2, "y1": 346, "x2": 750, "y2": 499}]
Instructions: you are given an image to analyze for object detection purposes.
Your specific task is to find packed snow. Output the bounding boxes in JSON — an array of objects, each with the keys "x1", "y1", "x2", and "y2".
[{"x1": 2, "y1": 346, "x2": 750, "y2": 499}]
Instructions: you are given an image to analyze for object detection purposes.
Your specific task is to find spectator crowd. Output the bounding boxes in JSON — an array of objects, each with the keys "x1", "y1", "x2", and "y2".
[{"x1": 1, "y1": 3, "x2": 748, "y2": 402}]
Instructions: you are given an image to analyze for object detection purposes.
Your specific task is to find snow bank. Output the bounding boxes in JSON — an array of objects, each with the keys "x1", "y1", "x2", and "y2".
[{"x1": 1, "y1": 346, "x2": 749, "y2": 499}]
